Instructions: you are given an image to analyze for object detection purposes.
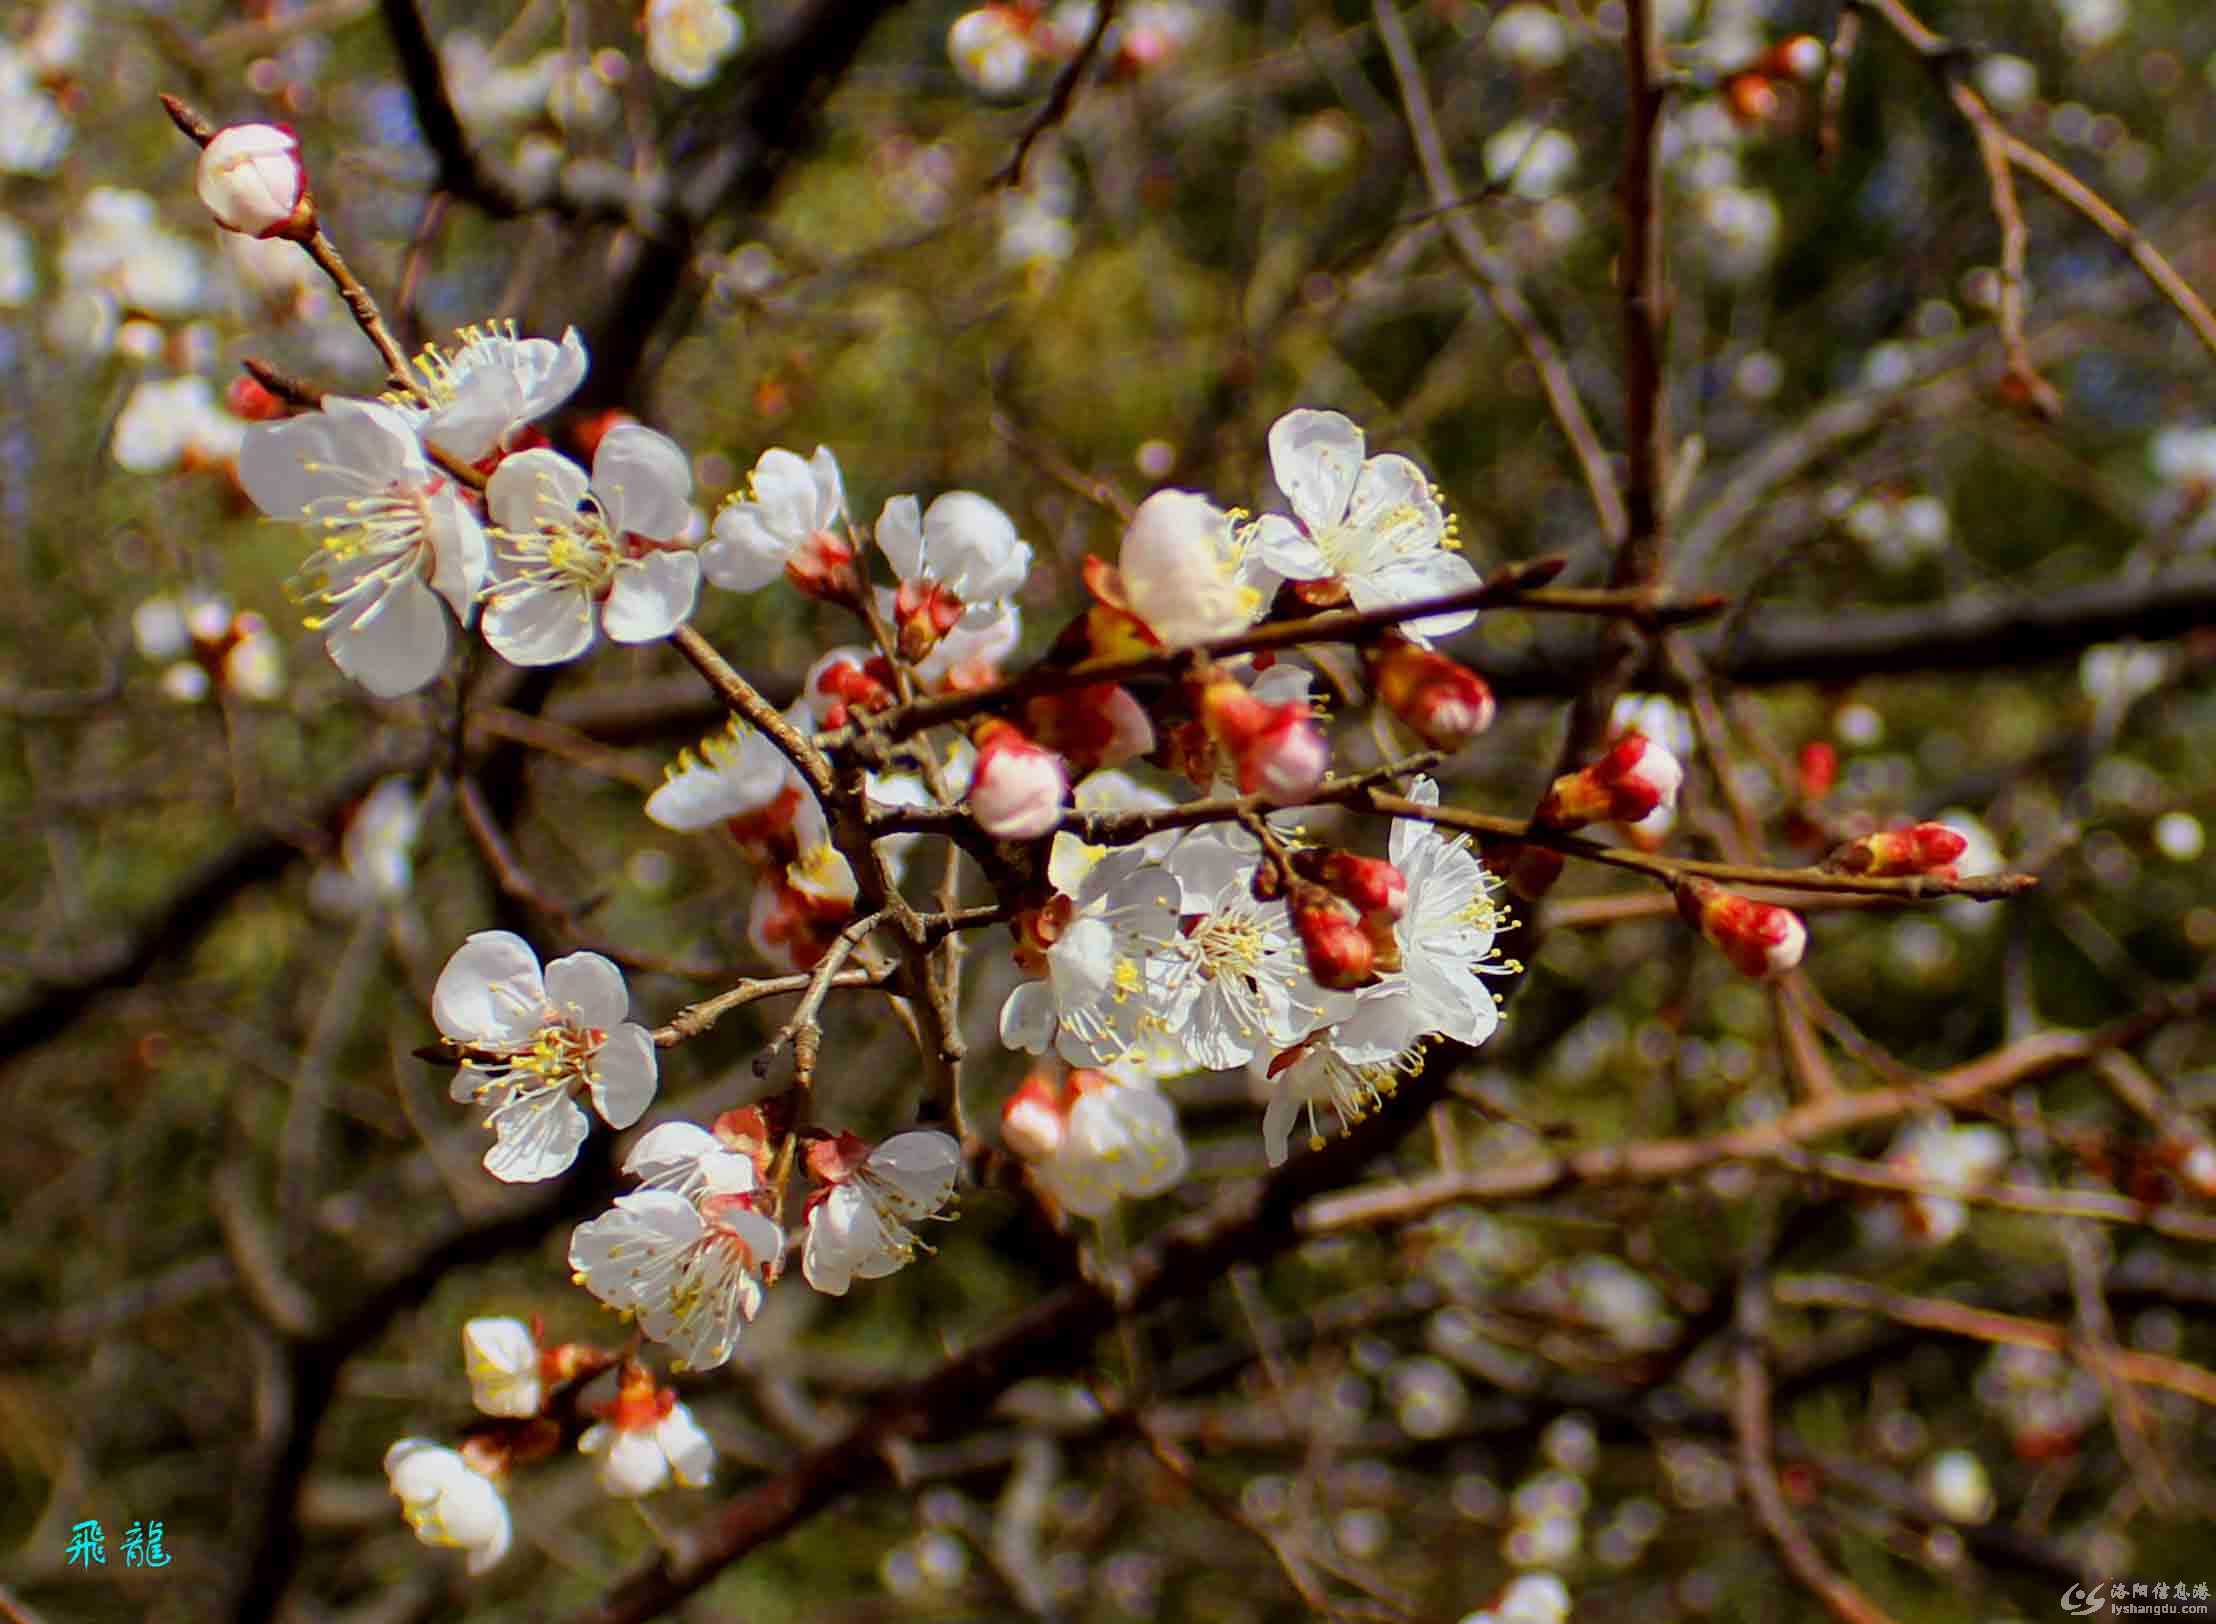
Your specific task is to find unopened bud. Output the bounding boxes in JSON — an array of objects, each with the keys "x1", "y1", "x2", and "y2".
[
  {"x1": 196, "y1": 122, "x2": 314, "y2": 240},
  {"x1": 1001, "y1": 1072, "x2": 1066, "y2": 1159},
  {"x1": 1290, "y1": 888, "x2": 1378, "y2": 990},
  {"x1": 969, "y1": 719, "x2": 1070, "y2": 840},
  {"x1": 1677, "y1": 878, "x2": 1806, "y2": 980},
  {"x1": 1367, "y1": 635, "x2": 1496, "y2": 750},
  {"x1": 1293, "y1": 849, "x2": 1407, "y2": 921},
  {"x1": 1825, "y1": 822, "x2": 1967, "y2": 879},
  {"x1": 225, "y1": 374, "x2": 286, "y2": 421},
  {"x1": 1193, "y1": 673, "x2": 1330, "y2": 804},
  {"x1": 1025, "y1": 681, "x2": 1154, "y2": 776},
  {"x1": 1763, "y1": 33, "x2": 1826, "y2": 81},
  {"x1": 1723, "y1": 71, "x2": 1781, "y2": 125},
  {"x1": 807, "y1": 652, "x2": 895, "y2": 728},
  {"x1": 1536, "y1": 732, "x2": 1683, "y2": 828}
]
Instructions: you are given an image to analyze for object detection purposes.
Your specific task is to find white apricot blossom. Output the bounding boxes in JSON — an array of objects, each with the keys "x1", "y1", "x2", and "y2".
[
  {"x1": 645, "y1": 716, "x2": 812, "y2": 834},
  {"x1": 1153, "y1": 829, "x2": 1336, "y2": 1070},
  {"x1": 577, "y1": 1366, "x2": 717, "y2": 1496},
  {"x1": 875, "y1": 490, "x2": 1032, "y2": 620},
  {"x1": 1332, "y1": 777, "x2": 1509, "y2": 1064},
  {"x1": 481, "y1": 426, "x2": 700, "y2": 664},
  {"x1": 384, "y1": 1439, "x2": 510, "y2": 1574},
  {"x1": 433, "y1": 932, "x2": 658, "y2": 1182},
  {"x1": 999, "y1": 848, "x2": 1185, "y2": 1071},
  {"x1": 1118, "y1": 488, "x2": 1270, "y2": 647},
  {"x1": 568, "y1": 1180, "x2": 783, "y2": 1371},
  {"x1": 802, "y1": 1129, "x2": 963, "y2": 1294},
  {"x1": 701, "y1": 445, "x2": 850, "y2": 592},
  {"x1": 1248, "y1": 409, "x2": 1480, "y2": 636},
  {"x1": 399, "y1": 321, "x2": 588, "y2": 463},
  {"x1": 621, "y1": 1120, "x2": 759, "y2": 1199},
  {"x1": 238, "y1": 396, "x2": 486, "y2": 697},
  {"x1": 1262, "y1": 1034, "x2": 1417, "y2": 1165},
  {"x1": 1033, "y1": 1075, "x2": 1190, "y2": 1217}
]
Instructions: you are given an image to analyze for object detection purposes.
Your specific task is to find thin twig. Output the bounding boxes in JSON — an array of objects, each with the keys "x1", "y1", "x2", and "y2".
[
  {"x1": 1773, "y1": 1275, "x2": 2216, "y2": 1409},
  {"x1": 670, "y1": 624, "x2": 836, "y2": 796},
  {"x1": 1733, "y1": 1275, "x2": 1901, "y2": 1624},
  {"x1": 1370, "y1": 0, "x2": 1625, "y2": 544},
  {"x1": 846, "y1": 562, "x2": 1574, "y2": 743},
  {"x1": 1300, "y1": 987, "x2": 2210, "y2": 1230},
  {"x1": 992, "y1": 0, "x2": 1120, "y2": 187}
]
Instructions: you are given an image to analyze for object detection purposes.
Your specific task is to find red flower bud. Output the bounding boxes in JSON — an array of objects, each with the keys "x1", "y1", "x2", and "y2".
[
  {"x1": 1677, "y1": 878, "x2": 1806, "y2": 980},
  {"x1": 1825, "y1": 822, "x2": 1967, "y2": 879},
  {"x1": 225, "y1": 374, "x2": 286, "y2": 421},
  {"x1": 1295, "y1": 850, "x2": 1408, "y2": 921},
  {"x1": 1761, "y1": 33, "x2": 1826, "y2": 81},
  {"x1": 1366, "y1": 635, "x2": 1496, "y2": 750},
  {"x1": 1193, "y1": 674, "x2": 1330, "y2": 804},
  {"x1": 1290, "y1": 889, "x2": 1378, "y2": 990},
  {"x1": 1536, "y1": 733, "x2": 1684, "y2": 828},
  {"x1": 1024, "y1": 682, "x2": 1154, "y2": 777}
]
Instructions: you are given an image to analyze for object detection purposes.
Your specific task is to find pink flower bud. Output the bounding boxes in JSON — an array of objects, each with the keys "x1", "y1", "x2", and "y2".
[
  {"x1": 1001, "y1": 1072, "x2": 1067, "y2": 1159},
  {"x1": 1194, "y1": 675, "x2": 1330, "y2": 804},
  {"x1": 1290, "y1": 891, "x2": 1378, "y2": 990},
  {"x1": 1536, "y1": 732, "x2": 1684, "y2": 828},
  {"x1": 1025, "y1": 682, "x2": 1154, "y2": 777},
  {"x1": 969, "y1": 720, "x2": 1070, "y2": 839},
  {"x1": 1764, "y1": 33, "x2": 1826, "y2": 81},
  {"x1": 1825, "y1": 822, "x2": 1967, "y2": 879},
  {"x1": 1367, "y1": 636, "x2": 1496, "y2": 750},
  {"x1": 1677, "y1": 878, "x2": 1806, "y2": 980},
  {"x1": 195, "y1": 123, "x2": 313, "y2": 240}
]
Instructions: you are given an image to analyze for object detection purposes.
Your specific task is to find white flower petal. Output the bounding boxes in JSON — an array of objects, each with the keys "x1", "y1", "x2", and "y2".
[
  {"x1": 484, "y1": 581, "x2": 596, "y2": 665},
  {"x1": 483, "y1": 1089, "x2": 591, "y2": 1182},
  {"x1": 657, "y1": 1403, "x2": 717, "y2": 1487},
  {"x1": 544, "y1": 951, "x2": 630, "y2": 1027},
  {"x1": 1268, "y1": 408, "x2": 1365, "y2": 532},
  {"x1": 486, "y1": 447, "x2": 592, "y2": 533},
  {"x1": 327, "y1": 573, "x2": 451, "y2": 697},
  {"x1": 589, "y1": 1024, "x2": 659, "y2": 1129},
  {"x1": 702, "y1": 506, "x2": 793, "y2": 591},
  {"x1": 594, "y1": 424, "x2": 693, "y2": 541},
  {"x1": 875, "y1": 493, "x2": 925, "y2": 578},
  {"x1": 434, "y1": 931, "x2": 546, "y2": 1045},
  {"x1": 602, "y1": 549, "x2": 700, "y2": 642}
]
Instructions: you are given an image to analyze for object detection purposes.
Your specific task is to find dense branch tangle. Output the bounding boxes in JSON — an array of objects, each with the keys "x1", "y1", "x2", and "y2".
[{"x1": 77, "y1": 4, "x2": 2216, "y2": 1621}]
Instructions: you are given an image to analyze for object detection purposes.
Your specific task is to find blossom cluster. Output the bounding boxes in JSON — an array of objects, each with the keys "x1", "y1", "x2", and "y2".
[{"x1": 168, "y1": 139, "x2": 1919, "y2": 1583}]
